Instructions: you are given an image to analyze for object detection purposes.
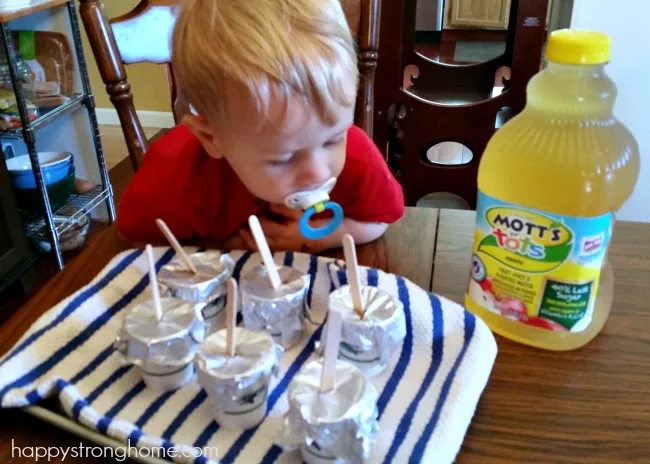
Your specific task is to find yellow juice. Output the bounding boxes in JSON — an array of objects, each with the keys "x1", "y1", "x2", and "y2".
[{"x1": 465, "y1": 30, "x2": 639, "y2": 350}]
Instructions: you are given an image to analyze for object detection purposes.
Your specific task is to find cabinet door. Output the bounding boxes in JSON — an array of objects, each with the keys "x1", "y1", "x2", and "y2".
[
  {"x1": 0, "y1": 159, "x2": 30, "y2": 276},
  {"x1": 447, "y1": 0, "x2": 511, "y2": 29}
]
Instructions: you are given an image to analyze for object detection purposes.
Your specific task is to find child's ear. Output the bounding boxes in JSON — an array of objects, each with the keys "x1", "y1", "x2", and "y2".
[{"x1": 182, "y1": 114, "x2": 223, "y2": 159}]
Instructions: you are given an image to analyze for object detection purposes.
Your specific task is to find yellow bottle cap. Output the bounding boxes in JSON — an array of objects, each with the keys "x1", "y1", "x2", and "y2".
[{"x1": 545, "y1": 29, "x2": 611, "y2": 65}]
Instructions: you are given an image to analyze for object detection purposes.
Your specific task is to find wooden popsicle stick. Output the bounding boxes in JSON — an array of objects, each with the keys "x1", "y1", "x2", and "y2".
[
  {"x1": 320, "y1": 309, "x2": 343, "y2": 393},
  {"x1": 226, "y1": 278, "x2": 237, "y2": 357},
  {"x1": 146, "y1": 245, "x2": 163, "y2": 322},
  {"x1": 156, "y1": 218, "x2": 198, "y2": 274},
  {"x1": 248, "y1": 215, "x2": 282, "y2": 289},
  {"x1": 342, "y1": 234, "x2": 364, "y2": 318}
]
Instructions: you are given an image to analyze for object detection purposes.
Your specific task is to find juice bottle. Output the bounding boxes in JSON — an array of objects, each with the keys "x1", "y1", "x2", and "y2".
[{"x1": 465, "y1": 30, "x2": 639, "y2": 350}]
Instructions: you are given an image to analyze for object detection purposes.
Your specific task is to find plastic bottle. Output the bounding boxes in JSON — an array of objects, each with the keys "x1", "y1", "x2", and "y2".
[{"x1": 465, "y1": 30, "x2": 640, "y2": 350}]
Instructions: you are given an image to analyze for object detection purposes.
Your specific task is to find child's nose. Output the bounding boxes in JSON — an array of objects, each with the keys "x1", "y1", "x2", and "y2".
[{"x1": 296, "y1": 159, "x2": 331, "y2": 191}]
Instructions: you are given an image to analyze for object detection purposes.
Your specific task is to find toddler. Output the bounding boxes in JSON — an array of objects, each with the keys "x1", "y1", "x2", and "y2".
[{"x1": 117, "y1": 0, "x2": 404, "y2": 252}]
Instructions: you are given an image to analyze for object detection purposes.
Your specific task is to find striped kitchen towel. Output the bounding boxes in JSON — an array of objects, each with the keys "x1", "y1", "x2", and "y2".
[{"x1": 0, "y1": 248, "x2": 497, "y2": 464}]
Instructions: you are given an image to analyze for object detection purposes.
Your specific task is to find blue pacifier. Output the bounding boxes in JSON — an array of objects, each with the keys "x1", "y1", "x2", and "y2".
[{"x1": 284, "y1": 177, "x2": 343, "y2": 241}]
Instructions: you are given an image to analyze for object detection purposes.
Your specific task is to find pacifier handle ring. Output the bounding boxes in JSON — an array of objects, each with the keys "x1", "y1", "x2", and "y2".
[{"x1": 299, "y1": 201, "x2": 344, "y2": 241}]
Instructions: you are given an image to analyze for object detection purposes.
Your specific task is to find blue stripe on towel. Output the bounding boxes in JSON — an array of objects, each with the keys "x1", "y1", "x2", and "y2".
[
  {"x1": 55, "y1": 378, "x2": 67, "y2": 392},
  {"x1": 409, "y1": 311, "x2": 476, "y2": 463},
  {"x1": 232, "y1": 251, "x2": 252, "y2": 280},
  {"x1": 193, "y1": 420, "x2": 219, "y2": 449},
  {"x1": 377, "y1": 277, "x2": 413, "y2": 418},
  {"x1": 128, "y1": 389, "x2": 175, "y2": 445},
  {"x1": 305, "y1": 255, "x2": 318, "y2": 307},
  {"x1": 71, "y1": 398, "x2": 86, "y2": 420},
  {"x1": 234, "y1": 252, "x2": 252, "y2": 326},
  {"x1": 135, "y1": 390, "x2": 176, "y2": 428},
  {"x1": 75, "y1": 365, "x2": 132, "y2": 419},
  {"x1": 0, "y1": 249, "x2": 175, "y2": 405},
  {"x1": 260, "y1": 445, "x2": 283, "y2": 464},
  {"x1": 127, "y1": 429, "x2": 143, "y2": 447},
  {"x1": 161, "y1": 439, "x2": 175, "y2": 455},
  {"x1": 334, "y1": 264, "x2": 347, "y2": 286},
  {"x1": 70, "y1": 345, "x2": 115, "y2": 384},
  {"x1": 0, "y1": 250, "x2": 142, "y2": 369},
  {"x1": 367, "y1": 268, "x2": 379, "y2": 286},
  {"x1": 383, "y1": 293, "x2": 444, "y2": 463},
  {"x1": 24, "y1": 390, "x2": 41, "y2": 404},
  {"x1": 283, "y1": 251, "x2": 294, "y2": 267},
  {"x1": 162, "y1": 390, "x2": 207, "y2": 440},
  {"x1": 66, "y1": 392, "x2": 93, "y2": 423},
  {"x1": 97, "y1": 381, "x2": 147, "y2": 434},
  {"x1": 218, "y1": 324, "x2": 325, "y2": 464}
]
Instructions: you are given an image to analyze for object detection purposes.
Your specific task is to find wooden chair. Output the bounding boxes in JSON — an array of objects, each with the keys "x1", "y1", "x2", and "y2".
[
  {"x1": 373, "y1": 0, "x2": 549, "y2": 208},
  {"x1": 79, "y1": 0, "x2": 381, "y2": 172}
]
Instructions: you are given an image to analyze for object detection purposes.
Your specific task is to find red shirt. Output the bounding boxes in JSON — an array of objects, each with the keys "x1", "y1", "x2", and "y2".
[{"x1": 117, "y1": 124, "x2": 404, "y2": 243}]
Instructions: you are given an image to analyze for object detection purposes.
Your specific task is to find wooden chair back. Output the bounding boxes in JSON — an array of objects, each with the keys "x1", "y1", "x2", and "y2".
[
  {"x1": 79, "y1": 0, "x2": 380, "y2": 171},
  {"x1": 372, "y1": 0, "x2": 549, "y2": 208}
]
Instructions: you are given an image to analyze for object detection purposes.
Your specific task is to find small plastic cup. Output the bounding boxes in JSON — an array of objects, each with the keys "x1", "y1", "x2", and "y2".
[
  {"x1": 158, "y1": 251, "x2": 233, "y2": 335},
  {"x1": 280, "y1": 359, "x2": 379, "y2": 463},
  {"x1": 195, "y1": 327, "x2": 282, "y2": 430},
  {"x1": 115, "y1": 297, "x2": 205, "y2": 391},
  {"x1": 240, "y1": 265, "x2": 310, "y2": 349},
  {"x1": 325, "y1": 285, "x2": 406, "y2": 376}
]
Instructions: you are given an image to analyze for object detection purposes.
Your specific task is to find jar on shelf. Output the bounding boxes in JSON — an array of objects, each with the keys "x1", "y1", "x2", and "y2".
[
  {"x1": 0, "y1": 55, "x2": 38, "y2": 131},
  {"x1": 0, "y1": 56, "x2": 33, "y2": 91}
]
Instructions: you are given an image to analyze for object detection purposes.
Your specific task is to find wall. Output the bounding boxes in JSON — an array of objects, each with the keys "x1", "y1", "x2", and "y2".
[
  {"x1": 79, "y1": 0, "x2": 170, "y2": 115},
  {"x1": 571, "y1": 0, "x2": 650, "y2": 223}
]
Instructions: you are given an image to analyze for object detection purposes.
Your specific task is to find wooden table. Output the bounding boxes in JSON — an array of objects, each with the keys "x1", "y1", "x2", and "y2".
[{"x1": 1, "y1": 208, "x2": 649, "y2": 463}]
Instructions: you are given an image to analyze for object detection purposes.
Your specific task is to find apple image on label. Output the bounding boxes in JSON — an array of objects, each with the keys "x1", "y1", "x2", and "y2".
[
  {"x1": 524, "y1": 316, "x2": 568, "y2": 332},
  {"x1": 479, "y1": 278, "x2": 494, "y2": 296},
  {"x1": 468, "y1": 278, "x2": 500, "y2": 314},
  {"x1": 497, "y1": 297, "x2": 528, "y2": 321}
]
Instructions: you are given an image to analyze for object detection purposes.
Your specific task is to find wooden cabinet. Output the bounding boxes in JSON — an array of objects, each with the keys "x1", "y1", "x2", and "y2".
[{"x1": 445, "y1": 0, "x2": 512, "y2": 29}]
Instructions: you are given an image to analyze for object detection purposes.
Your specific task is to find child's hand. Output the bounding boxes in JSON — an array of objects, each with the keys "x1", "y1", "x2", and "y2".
[
  {"x1": 264, "y1": 204, "x2": 303, "y2": 223},
  {"x1": 239, "y1": 204, "x2": 324, "y2": 252},
  {"x1": 239, "y1": 219, "x2": 304, "y2": 252},
  {"x1": 220, "y1": 230, "x2": 253, "y2": 251}
]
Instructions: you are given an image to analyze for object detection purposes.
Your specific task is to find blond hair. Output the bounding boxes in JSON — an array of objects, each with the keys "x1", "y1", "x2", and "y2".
[{"x1": 172, "y1": 0, "x2": 358, "y2": 130}]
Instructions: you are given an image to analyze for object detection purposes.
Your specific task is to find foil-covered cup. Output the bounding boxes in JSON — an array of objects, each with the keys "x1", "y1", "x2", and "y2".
[
  {"x1": 240, "y1": 265, "x2": 310, "y2": 349},
  {"x1": 324, "y1": 285, "x2": 406, "y2": 376},
  {"x1": 114, "y1": 297, "x2": 205, "y2": 391},
  {"x1": 158, "y1": 251, "x2": 234, "y2": 335},
  {"x1": 279, "y1": 359, "x2": 379, "y2": 464},
  {"x1": 196, "y1": 327, "x2": 283, "y2": 430}
]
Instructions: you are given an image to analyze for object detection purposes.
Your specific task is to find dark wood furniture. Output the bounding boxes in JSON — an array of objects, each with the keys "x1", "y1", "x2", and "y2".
[
  {"x1": 79, "y1": 0, "x2": 381, "y2": 171},
  {"x1": 375, "y1": 0, "x2": 549, "y2": 208},
  {"x1": 1, "y1": 181, "x2": 649, "y2": 462},
  {"x1": 0, "y1": 152, "x2": 35, "y2": 295}
]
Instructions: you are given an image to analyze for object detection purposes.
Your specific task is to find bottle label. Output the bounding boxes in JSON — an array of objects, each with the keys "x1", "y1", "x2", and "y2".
[{"x1": 468, "y1": 191, "x2": 613, "y2": 332}]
